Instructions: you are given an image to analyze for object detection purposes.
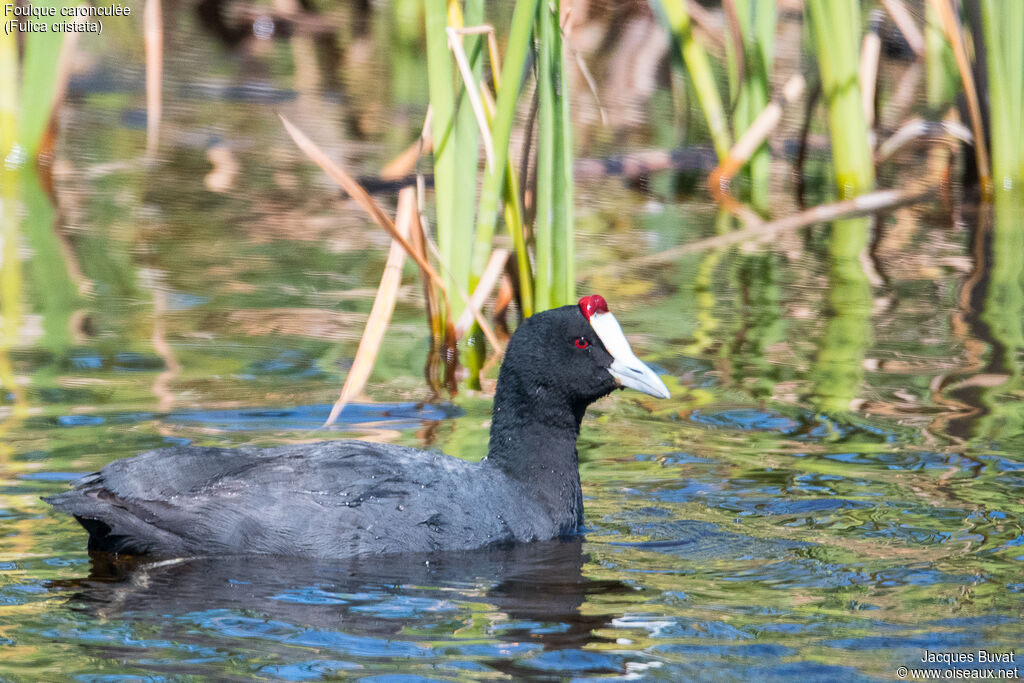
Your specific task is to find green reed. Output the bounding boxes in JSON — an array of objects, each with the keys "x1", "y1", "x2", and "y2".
[
  {"x1": 533, "y1": 0, "x2": 574, "y2": 311},
  {"x1": 13, "y1": 1, "x2": 66, "y2": 158},
  {"x1": 980, "y1": 1, "x2": 1024, "y2": 189},
  {"x1": 0, "y1": 125, "x2": 18, "y2": 412},
  {"x1": 803, "y1": 0, "x2": 877, "y2": 412},
  {"x1": 468, "y1": 0, "x2": 537, "y2": 312},
  {"x1": 424, "y1": 0, "x2": 574, "y2": 344},
  {"x1": 653, "y1": 0, "x2": 732, "y2": 162},
  {"x1": 22, "y1": 169, "x2": 78, "y2": 356},
  {"x1": 725, "y1": 0, "x2": 776, "y2": 214},
  {"x1": 424, "y1": 0, "x2": 465, "y2": 313},
  {"x1": 1, "y1": 4, "x2": 73, "y2": 408},
  {"x1": 806, "y1": 0, "x2": 875, "y2": 199}
]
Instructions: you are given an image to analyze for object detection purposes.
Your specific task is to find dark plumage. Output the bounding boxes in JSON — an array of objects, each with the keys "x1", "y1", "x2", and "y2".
[{"x1": 47, "y1": 298, "x2": 669, "y2": 559}]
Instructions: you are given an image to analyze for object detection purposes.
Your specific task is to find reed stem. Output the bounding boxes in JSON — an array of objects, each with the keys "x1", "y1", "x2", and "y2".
[
  {"x1": 471, "y1": 0, "x2": 540, "y2": 291},
  {"x1": 726, "y1": 0, "x2": 776, "y2": 214},
  {"x1": 424, "y1": 0, "x2": 461, "y2": 316},
  {"x1": 981, "y1": 0, "x2": 1024, "y2": 188},
  {"x1": 806, "y1": 0, "x2": 876, "y2": 199},
  {"x1": 655, "y1": 0, "x2": 732, "y2": 162}
]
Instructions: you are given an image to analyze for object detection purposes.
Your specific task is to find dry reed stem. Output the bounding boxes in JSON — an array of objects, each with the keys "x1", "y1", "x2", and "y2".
[
  {"x1": 881, "y1": 0, "x2": 926, "y2": 57},
  {"x1": 281, "y1": 114, "x2": 503, "y2": 353},
  {"x1": 860, "y1": 10, "x2": 884, "y2": 131},
  {"x1": 446, "y1": 26, "x2": 495, "y2": 170},
  {"x1": 381, "y1": 107, "x2": 433, "y2": 180},
  {"x1": 926, "y1": 0, "x2": 991, "y2": 196},
  {"x1": 722, "y1": 0, "x2": 745, "y2": 102},
  {"x1": 34, "y1": 22, "x2": 82, "y2": 160},
  {"x1": 555, "y1": 9, "x2": 607, "y2": 126},
  {"x1": 631, "y1": 188, "x2": 930, "y2": 264},
  {"x1": 281, "y1": 115, "x2": 442, "y2": 282},
  {"x1": 149, "y1": 284, "x2": 181, "y2": 413},
  {"x1": 323, "y1": 188, "x2": 416, "y2": 428},
  {"x1": 708, "y1": 73, "x2": 805, "y2": 217},
  {"x1": 876, "y1": 117, "x2": 972, "y2": 162},
  {"x1": 454, "y1": 249, "x2": 510, "y2": 339},
  {"x1": 416, "y1": 211, "x2": 504, "y2": 351},
  {"x1": 408, "y1": 195, "x2": 441, "y2": 343}
]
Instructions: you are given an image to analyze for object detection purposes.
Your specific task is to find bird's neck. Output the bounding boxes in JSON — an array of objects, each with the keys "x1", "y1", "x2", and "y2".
[{"x1": 486, "y1": 381, "x2": 586, "y2": 531}]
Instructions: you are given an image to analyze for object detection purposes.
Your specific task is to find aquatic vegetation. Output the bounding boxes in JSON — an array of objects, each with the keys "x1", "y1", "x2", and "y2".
[
  {"x1": 423, "y1": 0, "x2": 576, "y2": 381},
  {"x1": 979, "y1": 0, "x2": 1024, "y2": 191},
  {"x1": 653, "y1": 0, "x2": 732, "y2": 162},
  {"x1": 806, "y1": 0, "x2": 875, "y2": 200}
]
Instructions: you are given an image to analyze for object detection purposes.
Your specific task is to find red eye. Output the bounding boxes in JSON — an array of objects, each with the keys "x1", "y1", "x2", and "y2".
[{"x1": 574, "y1": 337, "x2": 589, "y2": 350}]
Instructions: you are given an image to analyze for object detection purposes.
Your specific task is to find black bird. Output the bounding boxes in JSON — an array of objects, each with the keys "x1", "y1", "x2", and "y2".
[{"x1": 46, "y1": 295, "x2": 670, "y2": 559}]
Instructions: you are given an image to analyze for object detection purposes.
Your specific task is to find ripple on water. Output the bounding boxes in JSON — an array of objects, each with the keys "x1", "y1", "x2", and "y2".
[
  {"x1": 199, "y1": 611, "x2": 434, "y2": 659},
  {"x1": 652, "y1": 642, "x2": 795, "y2": 659},
  {"x1": 242, "y1": 350, "x2": 325, "y2": 379},
  {"x1": 75, "y1": 676, "x2": 172, "y2": 683},
  {"x1": 689, "y1": 409, "x2": 800, "y2": 433},
  {"x1": 167, "y1": 402, "x2": 460, "y2": 432},
  {"x1": 643, "y1": 658, "x2": 878, "y2": 683},
  {"x1": 714, "y1": 558, "x2": 976, "y2": 590},
  {"x1": 635, "y1": 451, "x2": 716, "y2": 465},
  {"x1": 612, "y1": 614, "x2": 754, "y2": 640},
  {"x1": 517, "y1": 648, "x2": 626, "y2": 674},
  {"x1": 349, "y1": 595, "x2": 459, "y2": 618},
  {"x1": 612, "y1": 518, "x2": 808, "y2": 562},
  {"x1": 270, "y1": 587, "x2": 352, "y2": 606},
  {"x1": 256, "y1": 660, "x2": 360, "y2": 681},
  {"x1": 821, "y1": 630, "x2": 985, "y2": 651},
  {"x1": 444, "y1": 641, "x2": 542, "y2": 661}
]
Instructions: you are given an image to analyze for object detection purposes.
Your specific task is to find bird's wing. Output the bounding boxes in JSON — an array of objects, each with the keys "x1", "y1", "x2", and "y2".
[{"x1": 46, "y1": 441, "x2": 509, "y2": 557}]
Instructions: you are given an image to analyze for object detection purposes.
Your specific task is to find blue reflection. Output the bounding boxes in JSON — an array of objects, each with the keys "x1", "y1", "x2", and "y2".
[{"x1": 167, "y1": 402, "x2": 460, "y2": 431}]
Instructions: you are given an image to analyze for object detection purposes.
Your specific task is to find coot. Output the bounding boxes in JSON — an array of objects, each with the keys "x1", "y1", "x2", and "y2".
[{"x1": 47, "y1": 295, "x2": 669, "y2": 558}]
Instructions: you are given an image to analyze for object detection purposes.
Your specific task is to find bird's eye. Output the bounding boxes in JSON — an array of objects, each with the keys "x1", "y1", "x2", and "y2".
[{"x1": 574, "y1": 337, "x2": 590, "y2": 350}]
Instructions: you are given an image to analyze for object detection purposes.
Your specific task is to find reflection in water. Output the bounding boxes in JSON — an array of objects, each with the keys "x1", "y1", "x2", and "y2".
[
  {"x1": 727, "y1": 252, "x2": 785, "y2": 400},
  {"x1": 974, "y1": 192, "x2": 1024, "y2": 443},
  {"x1": 3, "y1": 159, "x2": 89, "y2": 454},
  {"x1": 53, "y1": 540, "x2": 629, "y2": 677},
  {"x1": 19, "y1": 166, "x2": 84, "y2": 359},
  {"x1": 947, "y1": 192, "x2": 1024, "y2": 443},
  {"x1": 0, "y1": 164, "x2": 24, "y2": 420},
  {"x1": 812, "y1": 216, "x2": 873, "y2": 413},
  {"x1": 684, "y1": 210, "x2": 731, "y2": 357},
  {"x1": 0, "y1": 156, "x2": 26, "y2": 459}
]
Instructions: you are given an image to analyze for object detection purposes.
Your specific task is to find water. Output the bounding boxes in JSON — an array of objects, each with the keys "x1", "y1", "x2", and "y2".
[{"x1": 2, "y1": 3, "x2": 1022, "y2": 681}]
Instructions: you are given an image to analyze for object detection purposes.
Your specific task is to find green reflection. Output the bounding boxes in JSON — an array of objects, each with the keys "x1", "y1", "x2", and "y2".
[
  {"x1": 20, "y1": 168, "x2": 82, "y2": 359},
  {"x1": 684, "y1": 209, "x2": 730, "y2": 356},
  {"x1": 812, "y1": 217, "x2": 873, "y2": 413},
  {"x1": 0, "y1": 164, "x2": 87, "y2": 432},
  {"x1": 726, "y1": 252, "x2": 785, "y2": 400},
  {"x1": 0, "y1": 161, "x2": 24, "y2": 429},
  {"x1": 974, "y1": 191, "x2": 1024, "y2": 442}
]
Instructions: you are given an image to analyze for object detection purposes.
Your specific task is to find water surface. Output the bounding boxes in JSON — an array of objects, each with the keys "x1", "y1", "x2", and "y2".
[{"x1": 1, "y1": 3, "x2": 1022, "y2": 681}]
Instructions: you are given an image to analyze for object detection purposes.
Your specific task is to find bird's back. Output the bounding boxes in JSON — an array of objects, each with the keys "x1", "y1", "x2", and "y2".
[{"x1": 46, "y1": 440, "x2": 553, "y2": 559}]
